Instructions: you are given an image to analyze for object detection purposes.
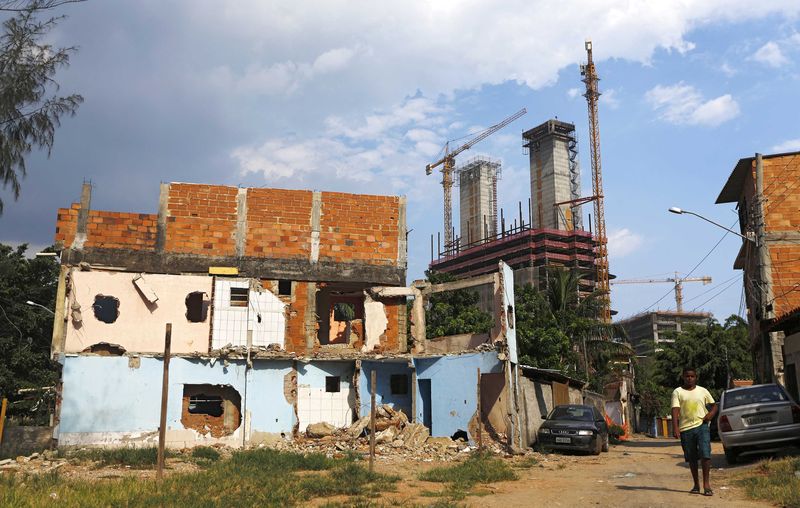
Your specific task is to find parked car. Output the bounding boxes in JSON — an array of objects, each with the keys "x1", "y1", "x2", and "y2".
[
  {"x1": 718, "y1": 383, "x2": 800, "y2": 464},
  {"x1": 537, "y1": 404, "x2": 609, "y2": 455}
]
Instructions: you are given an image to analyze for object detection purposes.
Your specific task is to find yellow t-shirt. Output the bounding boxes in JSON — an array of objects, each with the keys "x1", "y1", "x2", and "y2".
[{"x1": 671, "y1": 386, "x2": 715, "y2": 431}]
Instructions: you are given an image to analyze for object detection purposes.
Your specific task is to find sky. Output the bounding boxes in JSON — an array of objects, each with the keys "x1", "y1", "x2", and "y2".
[{"x1": 2, "y1": 1, "x2": 800, "y2": 323}]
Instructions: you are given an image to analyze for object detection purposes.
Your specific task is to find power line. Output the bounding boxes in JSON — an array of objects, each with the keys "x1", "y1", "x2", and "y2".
[
  {"x1": 691, "y1": 277, "x2": 741, "y2": 312},
  {"x1": 682, "y1": 274, "x2": 740, "y2": 305}
]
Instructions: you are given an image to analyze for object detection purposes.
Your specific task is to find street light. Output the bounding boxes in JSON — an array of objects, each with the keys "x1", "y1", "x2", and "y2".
[
  {"x1": 25, "y1": 300, "x2": 55, "y2": 315},
  {"x1": 668, "y1": 207, "x2": 755, "y2": 244}
]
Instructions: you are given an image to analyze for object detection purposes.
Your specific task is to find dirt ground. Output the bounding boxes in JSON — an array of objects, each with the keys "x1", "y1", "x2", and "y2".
[{"x1": 375, "y1": 435, "x2": 778, "y2": 507}]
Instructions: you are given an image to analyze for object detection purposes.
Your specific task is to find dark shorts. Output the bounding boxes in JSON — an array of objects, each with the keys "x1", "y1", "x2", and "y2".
[{"x1": 680, "y1": 422, "x2": 711, "y2": 462}]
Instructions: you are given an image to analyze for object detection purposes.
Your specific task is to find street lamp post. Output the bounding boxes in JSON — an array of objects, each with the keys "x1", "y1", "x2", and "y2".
[
  {"x1": 25, "y1": 300, "x2": 55, "y2": 315},
  {"x1": 668, "y1": 207, "x2": 756, "y2": 244}
]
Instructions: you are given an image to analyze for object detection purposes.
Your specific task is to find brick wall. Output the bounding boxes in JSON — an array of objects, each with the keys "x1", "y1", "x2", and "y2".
[
  {"x1": 285, "y1": 281, "x2": 312, "y2": 353},
  {"x1": 165, "y1": 183, "x2": 239, "y2": 255},
  {"x1": 319, "y1": 192, "x2": 400, "y2": 265},
  {"x1": 764, "y1": 156, "x2": 800, "y2": 318},
  {"x1": 55, "y1": 183, "x2": 403, "y2": 269},
  {"x1": 245, "y1": 188, "x2": 312, "y2": 258},
  {"x1": 85, "y1": 211, "x2": 158, "y2": 250}
]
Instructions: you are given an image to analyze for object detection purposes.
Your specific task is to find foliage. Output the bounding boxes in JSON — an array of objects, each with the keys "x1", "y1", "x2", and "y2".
[
  {"x1": 515, "y1": 267, "x2": 632, "y2": 384},
  {"x1": 190, "y1": 446, "x2": 220, "y2": 462},
  {"x1": 1, "y1": 448, "x2": 400, "y2": 507},
  {"x1": 424, "y1": 270, "x2": 493, "y2": 339},
  {"x1": 608, "y1": 424, "x2": 624, "y2": 438},
  {"x1": 653, "y1": 315, "x2": 752, "y2": 399},
  {"x1": 68, "y1": 447, "x2": 168, "y2": 469},
  {"x1": 737, "y1": 457, "x2": 800, "y2": 507},
  {"x1": 634, "y1": 315, "x2": 752, "y2": 418},
  {"x1": 0, "y1": 242, "x2": 60, "y2": 423},
  {"x1": 0, "y1": 0, "x2": 83, "y2": 214},
  {"x1": 419, "y1": 450, "x2": 517, "y2": 500}
]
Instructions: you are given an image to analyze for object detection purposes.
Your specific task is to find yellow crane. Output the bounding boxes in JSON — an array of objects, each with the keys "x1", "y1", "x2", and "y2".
[
  {"x1": 611, "y1": 274, "x2": 712, "y2": 313},
  {"x1": 426, "y1": 108, "x2": 527, "y2": 249},
  {"x1": 580, "y1": 39, "x2": 610, "y2": 322}
]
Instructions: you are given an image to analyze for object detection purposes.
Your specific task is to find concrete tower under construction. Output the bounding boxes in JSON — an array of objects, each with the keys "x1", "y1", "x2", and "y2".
[
  {"x1": 522, "y1": 119, "x2": 582, "y2": 231},
  {"x1": 458, "y1": 156, "x2": 499, "y2": 246}
]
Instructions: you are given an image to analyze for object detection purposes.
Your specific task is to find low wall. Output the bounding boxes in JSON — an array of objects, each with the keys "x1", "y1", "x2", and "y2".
[{"x1": 0, "y1": 426, "x2": 53, "y2": 458}]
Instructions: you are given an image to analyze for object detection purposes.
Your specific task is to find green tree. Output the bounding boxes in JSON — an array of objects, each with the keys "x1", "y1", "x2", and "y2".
[
  {"x1": 0, "y1": 242, "x2": 60, "y2": 423},
  {"x1": 424, "y1": 270, "x2": 493, "y2": 339},
  {"x1": 0, "y1": 0, "x2": 84, "y2": 214},
  {"x1": 652, "y1": 315, "x2": 752, "y2": 399}
]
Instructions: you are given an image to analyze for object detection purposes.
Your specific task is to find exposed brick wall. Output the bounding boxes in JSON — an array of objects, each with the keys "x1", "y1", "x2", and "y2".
[
  {"x1": 165, "y1": 183, "x2": 239, "y2": 255},
  {"x1": 54, "y1": 204, "x2": 79, "y2": 247},
  {"x1": 85, "y1": 211, "x2": 157, "y2": 250},
  {"x1": 764, "y1": 156, "x2": 800, "y2": 231},
  {"x1": 377, "y1": 297, "x2": 404, "y2": 351},
  {"x1": 769, "y1": 245, "x2": 800, "y2": 318},
  {"x1": 319, "y1": 192, "x2": 400, "y2": 265},
  {"x1": 245, "y1": 188, "x2": 312, "y2": 258},
  {"x1": 285, "y1": 281, "x2": 312, "y2": 353}
]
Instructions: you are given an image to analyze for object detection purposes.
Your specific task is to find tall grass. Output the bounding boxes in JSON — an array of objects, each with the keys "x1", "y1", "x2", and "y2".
[
  {"x1": 0, "y1": 448, "x2": 398, "y2": 508},
  {"x1": 737, "y1": 456, "x2": 800, "y2": 508},
  {"x1": 418, "y1": 450, "x2": 517, "y2": 500}
]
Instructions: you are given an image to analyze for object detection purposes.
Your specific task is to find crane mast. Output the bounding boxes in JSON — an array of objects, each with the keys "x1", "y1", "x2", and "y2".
[
  {"x1": 581, "y1": 40, "x2": 610, "y2": 322},
  {"x1": 427, "y1": 108, "x2": 527, "y2": 249}
]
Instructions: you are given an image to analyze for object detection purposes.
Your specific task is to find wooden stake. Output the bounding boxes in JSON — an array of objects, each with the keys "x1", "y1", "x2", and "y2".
[
  {"x1": 0, "y1": 397, "x2": 7, "y2": 446},
  {"x1": 369, "y1": 369, "x2": 376, "y2": 473},
  {"x1": 476, "y1": 368, "x2": 482, "y2": 450},
  {"x1": 157, "y1": 323, "x2": 172, "y2": 481}
]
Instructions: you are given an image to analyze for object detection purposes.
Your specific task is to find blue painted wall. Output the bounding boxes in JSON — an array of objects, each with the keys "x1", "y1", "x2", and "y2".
[
  {"x1": 59, "y1": 356, "x2": 294, "y2": 437},
  {"x1": 358, "y1": 361, "x2": 413, "y2": 418},
  {"x1": 413, "y1": 352, "x2": 504, "y2": 439},
  {"x1": 296, "y1": 361, "x2": 355, "y2": 388}
]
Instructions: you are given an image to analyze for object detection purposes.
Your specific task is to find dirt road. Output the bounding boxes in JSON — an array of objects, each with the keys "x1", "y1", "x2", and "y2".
[{"x1": 472, "y1": 436, "x2": 771, "y2": 508}]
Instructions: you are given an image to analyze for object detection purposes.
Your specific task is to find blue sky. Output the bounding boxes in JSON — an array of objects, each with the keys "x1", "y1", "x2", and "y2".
[{"x1": 2, "y1": 1, "x2": 799, "y2": 322}]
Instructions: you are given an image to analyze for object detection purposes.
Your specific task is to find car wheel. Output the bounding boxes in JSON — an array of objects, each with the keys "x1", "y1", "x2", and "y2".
[
  {"x1": 602, "y1": 434, "x2": 609, "y2": 452},
  {"x1": 724, "y1": 447, "x2": 738, "y2": 465},
  {"x1": 592, "y1": 437, "x2": 602, "y2": 455}
]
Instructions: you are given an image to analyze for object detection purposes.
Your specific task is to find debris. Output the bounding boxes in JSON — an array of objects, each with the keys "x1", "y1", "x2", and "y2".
[
  {"x1": 398, "y1": 423, "x2": 430, "y2": 449},
  {"x1": 347, "y1": 416, "x2": 370, "y2": 438},
  {"x1": 426, "y1": 436, "x2": 455, "y2": 448},
  {"x1": 49, "y1": 493, "x2": 58, "y2": 500},
  {"x1": 28, "y1": 453, "x2": 39, "y2": 461},
  {"x1": 375, "y1": 426, "x2": 398, "y2": 444},
  {"x1": 0, "y1": 459, "x2": 12, "y2": 466},
  {"x1": 306, "y1": 422, "x2": 337, "y2": 438},
  {"x1": 720, "y1": 486, "x2": 729, "y2": 490}
]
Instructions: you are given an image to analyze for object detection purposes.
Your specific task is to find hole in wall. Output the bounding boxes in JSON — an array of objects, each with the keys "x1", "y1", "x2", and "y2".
[
  {"x1": 390, "y1": 374, "x2": 409, "y2": 395},
  {"x1": 82, "y1": 342, "x2": 126, "y2": 356},
  {"x1": 229, "y1": 287, "x2": 248, "y2": 307},
  {"x1": 185, "y1": 291, "x2": 208, "y2": 322},
  {"x1": 182, "y1": 384, "x2": 241, "y2": 438},
  {"x1": 278, "y1": 280, "x2": 292, "y2": 296},
  {"x1": 93, "y1": 295, "x2": 119, "y2": 323},
  {"x1": 325, "y1": 376, "x2": 341, "y2": 393}
]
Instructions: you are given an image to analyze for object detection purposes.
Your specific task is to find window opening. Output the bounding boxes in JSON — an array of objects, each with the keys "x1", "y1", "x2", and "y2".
[
  {"x1": 390, "y1": 374, "x2": 409, "y2": 395},
  {"x1": 185, "y1": 291, "x2": 207, "y2": 322},
  {"x1": 188, "y1": 394, "x2": 223, "y2": 417},
  {"x1": 93, "y1": 295, "x2": 119, "y2": 323},
  {"x1": 325, "y1": 376, "x2": 341, "y2": 393},
  {"x1": 278, "y1": 280, "x2": 292, "y2": 296},
  {"x1": 230, "y1": 287, "x2": 248, "y2": 307},
  {"x1": 333, "y1": 302, "x2": 355, "y2": 322}
]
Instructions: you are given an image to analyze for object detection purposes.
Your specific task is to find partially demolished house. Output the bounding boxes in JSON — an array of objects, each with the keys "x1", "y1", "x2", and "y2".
[{"x1": 49, "y1": 182, "x2": 524, "y2": 450}]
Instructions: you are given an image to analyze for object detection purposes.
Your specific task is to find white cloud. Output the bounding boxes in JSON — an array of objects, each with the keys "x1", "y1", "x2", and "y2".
[
  {"x1": 189, "y1": 1, "x2": 800, "y2": 104},
  {"x1": 600, "y1": 88, "x2": 620, "y2": 109},
  {"x1": 645, "y1": 82, "x2": 740, "y2": 126},
  {"x1": 566, "y1": 87, "x2": 581, "y2": 99},
  {"x1": 607, "y1": 228, "x2": 644, "y2": 258},
  {"x1": 772, "y1": 138, "x2": 800, "y2": 152},
  {"x1": 719, "y1": 62, "x2": 737, "y2": 77},
  {"x1": 752, "y1": 41, "x2": 788, "y2": 67}
]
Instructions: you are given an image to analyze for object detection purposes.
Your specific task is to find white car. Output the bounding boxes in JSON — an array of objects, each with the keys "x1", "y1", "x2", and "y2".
[{"x1": 718, "y1": 383, "x2": 800, "y2": 464}]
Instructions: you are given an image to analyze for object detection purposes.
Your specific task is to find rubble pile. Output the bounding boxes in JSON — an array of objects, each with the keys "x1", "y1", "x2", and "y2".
[{"x1": 281, "y1": 403, "x2": 509, "y2": 461}]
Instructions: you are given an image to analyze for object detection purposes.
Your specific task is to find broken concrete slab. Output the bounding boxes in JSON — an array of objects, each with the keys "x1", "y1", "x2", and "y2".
[
  {"x1": 425, "y1": 436, "x2": 455, "y2": 448},
  {"x1": 347, "y1": 416, "x2": 370, "y2": 438},
  {"x1": 399, "y1": 423, "x2": 430, "y2": 449},
  {"x1": 306, "y1": 422, "x2": 337, "y2": 438},
  {"x1": 375, "y1": 426, "x2": 398, "y2": 444}
]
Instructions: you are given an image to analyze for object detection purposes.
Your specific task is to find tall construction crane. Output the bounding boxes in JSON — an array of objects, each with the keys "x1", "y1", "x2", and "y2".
[
  {"x1": 426, "y1": 108, "x2": 527, "y2": 249},
  {"x1": 580, "y1": 39, "x2": 610, "y2": 322},
  {"x1": 611, "y1": 274, "x2": 712, "y2": 313}
]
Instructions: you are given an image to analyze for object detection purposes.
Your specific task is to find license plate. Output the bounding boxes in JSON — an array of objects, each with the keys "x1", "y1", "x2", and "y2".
[
  {"x1": 746, "y1": 415, "x2": 773, "y2": 425},
  {"x1": 555, "y1": 437, "x2": 571, "y2": 444}
]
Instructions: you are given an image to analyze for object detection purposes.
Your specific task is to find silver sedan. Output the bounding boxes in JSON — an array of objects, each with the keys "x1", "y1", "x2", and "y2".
[{"x1": 718, "y1": 383, "x2": 800, "y2": 464}]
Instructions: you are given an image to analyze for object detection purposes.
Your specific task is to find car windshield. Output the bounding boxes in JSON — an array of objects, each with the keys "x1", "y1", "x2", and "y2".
[
  {"x1": 724, "y1": 385, "x2": 788, "y2": 409},
  {"x1": 548, "y1": 406, "x2": 593, "y2": 421}
]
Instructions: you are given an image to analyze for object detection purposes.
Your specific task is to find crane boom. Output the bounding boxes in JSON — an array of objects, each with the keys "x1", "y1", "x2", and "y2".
[
  {"x1": 426, "y1": 108, "x2": 526, "y2": 249},
  {"x1": 581, "y1": 39, "x2": 610, "y2": 322},
  {"x1": 611, "y1": 274, "x2": 712, "y2": 312}
]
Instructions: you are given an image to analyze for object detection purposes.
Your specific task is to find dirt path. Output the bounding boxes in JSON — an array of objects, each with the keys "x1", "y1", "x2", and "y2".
[{"x1": 465, "y1": 436, "x2": 771, "y2": 508}]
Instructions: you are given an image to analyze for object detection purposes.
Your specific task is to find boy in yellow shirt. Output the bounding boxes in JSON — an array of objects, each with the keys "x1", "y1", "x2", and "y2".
[{"x1": 671, "y1": 367, "x2": 717, "y2": 497}]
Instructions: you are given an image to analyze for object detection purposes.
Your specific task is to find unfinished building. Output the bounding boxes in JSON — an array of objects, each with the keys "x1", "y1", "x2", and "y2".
[
  {"x1": 430, "y1": 118, "x2": 597, "y2": 294},
  {"x1": 458, "y1": 156, "x2": 499, "y2": 247},
  {"x1": 49, "y1": 182, "x2": 530, "y2": 450}
]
